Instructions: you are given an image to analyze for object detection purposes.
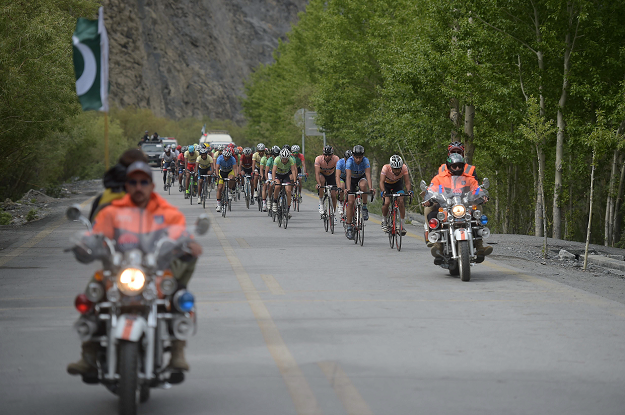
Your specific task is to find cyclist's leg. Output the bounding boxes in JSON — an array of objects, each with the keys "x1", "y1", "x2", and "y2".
[{"x1": 317, "y1": 175, "x2": 327, "y2": 214}]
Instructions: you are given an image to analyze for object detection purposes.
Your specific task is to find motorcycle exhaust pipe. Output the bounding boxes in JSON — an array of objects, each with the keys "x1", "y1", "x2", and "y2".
[
  {"x1": 74, "y1": 317, "x2": 98, "y2": 342},
  {"x1": 172, "y1": 315, "x2": 194, "y2": 340}
]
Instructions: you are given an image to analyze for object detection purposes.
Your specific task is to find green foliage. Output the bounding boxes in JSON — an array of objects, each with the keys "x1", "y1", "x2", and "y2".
[
  {"x1": 25, "y1": 209, "x2": 37, "y2": 222},
  {"x1": 0, "y1": 211, "x2": 11, "y2": 225}
]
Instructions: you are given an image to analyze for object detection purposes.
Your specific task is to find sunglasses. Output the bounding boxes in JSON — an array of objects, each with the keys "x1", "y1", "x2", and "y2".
[
  {"x1": 127, "y1": 179, "x2": 151, "y2": 187},
  {"x1": 450, "y1": 163, "x2": 464, "y2": 170}
]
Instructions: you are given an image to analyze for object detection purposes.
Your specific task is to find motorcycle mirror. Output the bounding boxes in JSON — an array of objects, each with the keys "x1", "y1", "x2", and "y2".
[
  {"x1": 482, "y1": 178, "x2": 490, "y2": 189},
  {"x1": 420, "y1": 180, "x2": 428, "y2": 192},
  {"x1": 66, "y1": 204, "x2": 83, "y2": 221},
  {"x1": 195, "y1": 214, "x2": 210, "y2": 235}
]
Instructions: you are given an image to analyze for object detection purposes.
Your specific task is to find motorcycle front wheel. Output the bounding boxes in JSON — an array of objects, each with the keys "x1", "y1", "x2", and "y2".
[
  {"x1": 118, "y1": 341, "x2": 140, "y2": 415},
  {"x1": 458, "y1": 240, "x2": 471, "y2": 282}
]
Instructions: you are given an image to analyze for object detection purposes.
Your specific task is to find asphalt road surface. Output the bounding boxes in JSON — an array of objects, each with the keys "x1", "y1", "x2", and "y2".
[{"x1": 2, "y1": 178, "x2": 625, "y2": 415}]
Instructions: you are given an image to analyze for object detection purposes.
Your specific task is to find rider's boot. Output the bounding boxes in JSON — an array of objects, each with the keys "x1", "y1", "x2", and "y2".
[
  {"x1": 474, "y1": 239, "x2": 493, "y2": 256},
  {"x1": 169, "y1": 340, "x2": 190, "y2": 371},
  {"x1": 431, "y1": 242, "x2": 444, "y2": 258},
  {"x1": 67, "y1": 341, "x2": 99, "y2": 376}
]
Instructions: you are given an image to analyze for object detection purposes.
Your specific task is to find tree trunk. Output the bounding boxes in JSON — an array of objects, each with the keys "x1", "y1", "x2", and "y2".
[
  {"x1": 533, "y1": 157, "x2": 543, "y2": 237},
  {"x1": 583, "y1": 150, "x2": 596, "y2": 271},
  {"x1": 605, "y1": 149, "x2": 618, "y2": 245},
  {"x1": 464, "y1": 104, "x2": 475, "y2": 164},
  {"x1": 537, "y1": 144, "x2": 548, "y2": 258},
  {"x1": 613, "y1": 159, "x2": 625, "y2": 246},
  {"x1": 449, "y1": 98, "x2": 460, "y2": 141}
]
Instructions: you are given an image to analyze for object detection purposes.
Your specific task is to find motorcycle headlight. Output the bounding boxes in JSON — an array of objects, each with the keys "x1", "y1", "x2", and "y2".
[
  {"x1": 117, "y1": 268, "x2": 146, "y2": 296},
  {"x1": 437, "y1": 211, "x2": 446, "y2": 221},
  {"x1": 472, "y1": 209, "x2": 481, "y2": 219},
  {"x1": 452, "y1": 204, "x2": 466, "y2": 218}
]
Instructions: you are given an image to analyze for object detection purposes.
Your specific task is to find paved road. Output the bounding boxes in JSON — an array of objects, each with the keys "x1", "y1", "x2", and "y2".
[{"x1": 2, "y1": 179, "x2": 625, "y2": 415}]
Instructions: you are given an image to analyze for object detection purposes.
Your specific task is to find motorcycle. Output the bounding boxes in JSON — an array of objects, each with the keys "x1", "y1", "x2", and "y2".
[
  {"x1": 66, "y1": 205, "x2": 209, "y2": 415},
  {"x1": 420, "y1": 177, "x2": 491, "y2": 282}
]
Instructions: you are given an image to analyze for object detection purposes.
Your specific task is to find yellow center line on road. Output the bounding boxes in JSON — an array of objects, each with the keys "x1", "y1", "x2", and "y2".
[
  {"x1": 208, "y1": 210, "x2": 323, "y2": 415},
  {"x1": 0, "y1": 196, "x2": 96, "y2": 268},
  {"x1": 261, "y1": 274, "x2": 285, "y2": 295},
  {"x1": 236, "y1": 237, "x2": 250, "y2": 248},
  {"x1": 318, "y1": 361, "x2": 374, "y2": 415}
]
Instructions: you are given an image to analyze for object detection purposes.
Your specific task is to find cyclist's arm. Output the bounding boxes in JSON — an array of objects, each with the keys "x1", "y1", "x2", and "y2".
[
  {"x1": 185, "y1": 159, "x2": 189, "y2": 171},
  {"x1": 335, "y1": 167, "x2": 341, "y2": 185},
  {"x1": 379, "y1": 171, "x2": 386, "y2": 193},
  {"x1": 300, "y1": 155, "x2": 306, "y2": 174},
  {"x1": 404, "y1": 170, "x2": 412, "y2": 192},
  {"x1": 345, "y1": 169, "x2": 352, "y2": 192},
  {"x1": 271, "y1": 164, "x2": 277, "y2": 179},
  {"x1": 365, "y1": 167, "x2": 372, "y2": 190},
  {"x1": 291, "y1": 164, "x2": 298, "y2": 182},
  {"x1": 314, "y1": 164, "x2": 322, "y2": 186}
]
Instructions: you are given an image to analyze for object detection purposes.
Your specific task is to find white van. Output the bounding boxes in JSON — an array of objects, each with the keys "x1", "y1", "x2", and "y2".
[{"x1": 199, "y1": 131, "x2": 234, "y2": 148}]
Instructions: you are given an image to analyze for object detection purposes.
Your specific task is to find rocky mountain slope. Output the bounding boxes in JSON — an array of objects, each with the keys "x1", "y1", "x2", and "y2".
[{"x1": 104, "y1": 0, "x2": 307, "y2": 121}]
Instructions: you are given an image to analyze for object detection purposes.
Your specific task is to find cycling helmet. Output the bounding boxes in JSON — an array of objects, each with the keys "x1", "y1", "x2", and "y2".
[
  {"x1": 446, "y1": 153, "x2": 465, "y2": 176},
  {"x1": 323, "y1": 145, "x2": 334, "y2": 155},
  {"x1": 243, "y1": 147, "x2": 252, "y2": 156},
  {"x1": 390, "y1": 155, "x2": 403, "y2": 169},
  {"x1": 199, "y1": 147, "x2": 209, "y2": 155},
  {"x1": 237, "y1": 146, "x2": 243, "y2": 152},
  {"x1": 448, "y1": 141, "x2": 465, "y2": 155},
  {"x1": 223, "y1": 148, "x2": 232, "y2": 158},
  {"x1": 257, "y1": 143, "x2": 266, "y2": 151},
  {"x1": 280, "y1": 148, "x2": 292, "y2": 159},
  {"x1": 188, "y1": 145, "x2": 195, "y2": 153},
  {"x1": 352, "y1": 145, "x2": 365, "y2": 156},
  {"x1": 182, "y1": 146, "x2": 188, "y2": 152},
  {"x1": 272, "y1": 145, "x2": 280, "y2": 156},
  {"x1": 344, "y1": 150, "x2": 352, "y2": 159},
  {"x1": 234, "y1": 147, "x2": 241, "y2": 155},
  {"x1": 218, "y1": 144, "x2": 225, "y2": 151},
  {"x1": 165, "y1": 145, "x2": 171, "y2": 151},
  {"x1": 176, "y1": 145, "x2": 182, "y2": 151},
  {"x1": 291, "y1": 145, "x2": 300, "y2": 153},
  {"x1": 282, "y1": 144, "x2": 291, "y2": 150}
]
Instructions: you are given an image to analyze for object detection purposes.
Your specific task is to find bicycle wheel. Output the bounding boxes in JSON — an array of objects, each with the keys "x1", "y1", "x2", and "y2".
[
  {"x1": 329, "y1": 201, "x2": 335, "y2": 234},
  {"x1": 396, "y1": 213, "x2": 403, "y2": 252},
  {"x1": 283, "y1": 195, "x2": 289, "y2": 229},
  {"x1": 323, "y1": 195, "x2": 330, "y2": 232},
  {"x1": 245, "y1": 179, "x2": 250, "y2": 209},
  {"x1": 222, "y1": 191, "x2": 227, "y2": 218},
  {"x1": 388, "y1": 208, "x2": 395, "y2": 249},
  {"x1": 354, "y1": 206, "x2": 360, "y2": 244},
  {"x1": 188, "y1": 181, "x2": 193, "y2": 205},
  {"x1": 277, "y1": 196, "x2": 283, "y2": 227},
  {"x1": 359, "y1": 206, "x2": 365, "y2": 246}
]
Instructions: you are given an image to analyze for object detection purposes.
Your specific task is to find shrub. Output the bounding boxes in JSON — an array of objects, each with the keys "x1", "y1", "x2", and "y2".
[
  {"x1": 0, "y1": 211, "x2": 11, "y2": 225},
  {"x1": 26, "y1": 209, "x2": 37, "y2": 222}
]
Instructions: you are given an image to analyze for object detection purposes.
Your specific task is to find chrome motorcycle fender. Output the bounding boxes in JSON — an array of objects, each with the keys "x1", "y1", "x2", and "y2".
[
  {"x1": 453, "y1": 228, "x2": 469, "y2": 241},
  {"x1": 114, "y1": 315, "x2": 147, "y2": 342}
]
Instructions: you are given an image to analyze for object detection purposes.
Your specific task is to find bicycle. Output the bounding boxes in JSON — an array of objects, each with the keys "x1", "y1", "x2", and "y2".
[
  {"x1": 320, "y1": 185, "x2": 340, "y2": 234},
  {"x1": 186, "y1": 170, "x2": 198, "y2": 205},
  {"x1": 267, "y1": 180, "x2": 275, "y2": 219},
  {"x1": 292, "y1": 173, "x2": 306, "y2": 212},
  {"x1": 243, "y1": 174, "x2": 252, "y2": 209},
  {"x1": 220, "y1": 177, "x2": 235, "y2": 217},
  {"x1": 207, "y1": 174, "x2": 216, "y2": 199},
  {"x1": 199, "y1": 174, "x2": 211, "y2": 209},
  {"x1": 275, "y1": 183, "x2": 291, "y2": 229},
  {"x1": 347, "y1": 190, "x2": 374, "y2": 246},
  {"x1": 385, "y1": 192, "x2": 412, "y2": 251},
  {"x1": 164, "y1": 164, "x2": 175, "y2": 195}
]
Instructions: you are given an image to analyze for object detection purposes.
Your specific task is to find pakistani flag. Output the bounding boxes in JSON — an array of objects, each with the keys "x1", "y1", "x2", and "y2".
[{"x1": 72, "y1": 7, "x2": 109, "y2": 111}]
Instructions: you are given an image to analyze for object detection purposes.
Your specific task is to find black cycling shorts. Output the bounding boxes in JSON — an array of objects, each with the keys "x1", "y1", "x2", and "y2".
[
  {"x1": 350, "y1": 177, "x2": 366, "y2": 191},
  {"x1": 384, "y1": 179, "x2": 404, "y2": 195},
  {"x1": 320, "y1": 173, "x2": 337, "y2": 187},
  {"x1": 242, "y1": 166, "x2": 253, "y2": 175},
  {"x1": 276, "y1": 172, "x2": 292, "y2": 184},
  {"x1": 198, "y1": 167, "x2": 210, "y2": 176}
]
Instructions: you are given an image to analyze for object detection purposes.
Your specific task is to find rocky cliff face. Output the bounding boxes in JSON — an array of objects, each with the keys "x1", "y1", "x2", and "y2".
[{"x1": 104, "y1": 0, "x2": 307, "y2": 121}]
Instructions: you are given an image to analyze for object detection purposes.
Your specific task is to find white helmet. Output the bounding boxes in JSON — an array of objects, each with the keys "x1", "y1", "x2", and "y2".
[
  {"x1": 390, "y1": 155, "x2": 403, "y2": 169},
  {"x1": 256, "y1": 143, "x2": 266, "y2": 151},
  {"x1": 279, "y1": 148, "x2": 291, "y2": 159},
  {"x1": 243, "y1": 147, "x2": 252, "y2": 156}
]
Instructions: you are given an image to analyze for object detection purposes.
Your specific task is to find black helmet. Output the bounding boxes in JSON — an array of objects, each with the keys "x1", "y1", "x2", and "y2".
[
  {"x1": 272, "y1": 145, "x2": 280, "y2": 156},
  {"x1": 323, "y1": 145, "x2": 334, "y2": 155},
  {"x1": 352, "y1": 145, "x2": 364, "y2": 156},
  {"x1": 344, "y1": 149, "x2": 352, "y2": 159},
  {"x1": 446, "y1": 153, "x2": 465, "y2": 176}
]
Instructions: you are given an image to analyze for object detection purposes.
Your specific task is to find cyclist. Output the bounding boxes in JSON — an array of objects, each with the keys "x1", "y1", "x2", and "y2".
[
  {"x1": 264, "y1": 146, "x2": 280, "y2": 212},
  {"x1": 335, "y1": 149, "x2": 352, "y2": 219},
  {"x1": 314, "y1": 145, "x2": 340, "y2": 217},
  {"x1": 196, "y1": 147, "x2": 214, "y2": 204},
  {"x1": 345, "y1": 145, "x2": 372, "y2": 240},
  {"x1": 215, "y1": 148, "x2": 238, "y2": 212},
  {"x1": 291, "y1": 145, "x2": 306, "y2": 199},
  {"x1": 160, "y1": 145, "x2": 177, "y2": 189},
  {"x1": 184, "y1": 145, "x2": 199, "y2": 199},
  {"x1": 252, "y1": 143, "x2": 266, "y2": 203},
  {"x1": 239, "y1": 147, "x2": 254, "y2": 203},
  {"x1": 271, "y1": 148, "x2": 298, "y2": 215},
  {"x1": 177, "y1": 146, "x2": 187, "y2": 191},
  {"x1": 380, "y1": 155, "x2": 412, "y2": 234}
]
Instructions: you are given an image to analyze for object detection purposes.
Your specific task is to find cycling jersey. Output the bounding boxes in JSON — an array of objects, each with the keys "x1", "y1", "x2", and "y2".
[
  {"x1": 381, "y1": 163, "x2": 408, "y2": 184},
  {"x1": 346, "y1": 156, "x2": 370, "y2": 179},
  {"x1": 161, "y1": 151, "x2": 176, "y2": 163},
  {"x1": 336, "y1": 158, "x2": 347, "y2": 180},
  {"x1": 265, "y1": 156, "x2": 275, "y2": 169},
  {"x1": 177, "y1": 153, "x2": 185, "y2": 170},
  {"x1": 240, "y1": 154, "x2": 253, "y2": 168},
  {"x1": 315, "y1": 155, "x2": 339, "y2": 176},
  {"x1": 216, "y1": 155, "x2": 236, "y2": 172},
  {"x1": 197, "y1": 155, "x2": 214, "y2": 169},
  {"x1": 273, "y1": 157, "x2": 295, "y2": 175},
  {"x1": 185, "y1": 150, "x2": 199, "y2": 165},
  {"x1": 292, "y1": 153, "x2": 304, "y2": 168},
  {"x1": 253, "y1": 152, "x2": 265, "y2": 164}
]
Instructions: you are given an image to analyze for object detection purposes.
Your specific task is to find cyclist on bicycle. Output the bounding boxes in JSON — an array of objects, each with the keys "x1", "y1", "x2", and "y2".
[
  {"x1": 184, "y1": 145, "x2": 199, "y2": 199},
  {"x1": 314, "y1": 145, "x2": 340, "y2": 217},
  {"x1": 239, "y1": 147, "x2": 254, "y2": 203},
  {"x1": 215, "y1": 148, "x2": 238, "y2": 212},
  {"x1": 271, "y1": 148, "x2": 298, "y2": 214},
  {"x1": 335, "y1": 149, "x2": 352, "y2": 219},
  {"x1": 291, "y1": 145, "x2": 306, "y2": 199},
  {"x1": 252, "y1": 143, "x2": 266, "y2": 203},
  {"x1": 177, "y1": 146, "x2": 187, "y2": 191},
  {"x1": 263, "y1": 146, "x2": 279, "y2": 212},
  {"x1": 196, "y1": 147, "x2": 214, "y2": 204},
  {"x1": 380, "y1": 155, "x2": 412, "y2": 234},
  {"x1": 160, "y1": 145, "x2": 177, "y2": 189},
  {"x1": 345, "y1": 145, "x2": 372, "y2": 240}
]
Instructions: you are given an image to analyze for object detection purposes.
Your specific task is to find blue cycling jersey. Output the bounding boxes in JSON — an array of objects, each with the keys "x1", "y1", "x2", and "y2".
[
  {"x1": 216, "y1": 155, "x2": 236, "y2": 172},
  {"x1": 337, "y1": 158, "x2": 347, "y2": 179},
  {"x1": 346, "y1": 156, "x2": 370, "y2": 179}
]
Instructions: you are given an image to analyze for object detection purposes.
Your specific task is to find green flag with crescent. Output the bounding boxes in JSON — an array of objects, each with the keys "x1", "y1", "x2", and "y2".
[{"x1": 72, "y1": 7, "x2": 109, "y2": 111}]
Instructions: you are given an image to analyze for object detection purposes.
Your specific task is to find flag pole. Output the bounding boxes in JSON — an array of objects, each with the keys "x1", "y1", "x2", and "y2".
[{"x1": 104, "y1": 112, "x2": 109, "y2": 170}]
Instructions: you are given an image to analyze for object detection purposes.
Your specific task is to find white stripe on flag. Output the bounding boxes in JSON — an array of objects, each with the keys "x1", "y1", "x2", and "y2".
[{"x1": 98, "y1": 7, "x2": 109, "y2": 112}]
